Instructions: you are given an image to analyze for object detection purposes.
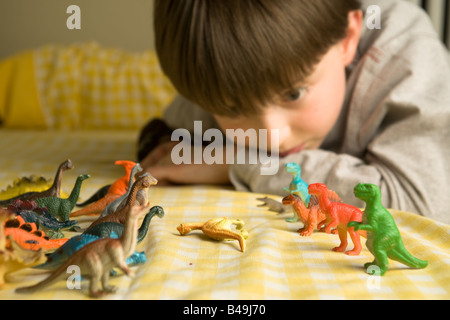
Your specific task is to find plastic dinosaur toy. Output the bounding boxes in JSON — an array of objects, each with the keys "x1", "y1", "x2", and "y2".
[
  {"x1": 256, "y1": 196, "x2": 287, "y2": 214},
  {"x1": 0, "y1": 175, "x2": 51, "y2": 200},
  {"x1": 84, "y1": 173, "x2": 157, "y2": 231},
  {"x1": 308, "y1": 183, "x2": 366, "y2": 255},
  {"x1": 283, "y1": 163, "x2": 310, "y2": 222},
  {"x1": 35, "y1": 206, "x2": 164, "y2": 271},
  {"x1": 0, "y1": 209, "x2": 46, "y2": 286},
  {"x1": 348, "y1": 184, "x2": 428, "y2": 275},
  {"x1": 84, "y1": 205, "x2": 164, "y2": 240},
  {"x1": 70, "y1": 161, "x2": 141, "y2": 217},
  {"x1": 8, "y1": 199, "x2": 77, "y2": 230},
  {"x1": 282, "y1": 194, "x2": 322, "y2": 236},
  {"x1": 177, "y1": 217, "x2": 249, "y2": 252},
  {"x1": 99, "y1": 166, "x2": 146, "y2": 218},
  {"x1": 0, "y1": 160, "x2": 73, "y2": 207},
  {"x1": 16, "y1": 205, "x2": 150, "y2": 298},
  {"x1": 35, "y1": 174, "x2": 90, "y2": 222},
  {"x1": 4, "y1": 216, "x2": 68, "y2": 251}
]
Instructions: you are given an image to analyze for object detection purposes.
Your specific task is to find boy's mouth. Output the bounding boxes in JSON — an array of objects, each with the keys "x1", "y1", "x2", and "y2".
[{"x1": 279, "y1": 143, "x2": 305, "y2": 158}]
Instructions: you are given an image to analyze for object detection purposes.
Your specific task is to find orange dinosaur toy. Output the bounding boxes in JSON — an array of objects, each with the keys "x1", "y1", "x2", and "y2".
[
  {"x1": 4, "y1": 216, "x2": 68, "y2": 252},
  {"x1": 70, "y1": 161, "x2": 140, "y2": 217},
  {"x1": 308, "y1": 183, "x2": 366, "y2": 256},
  {"x1": 0, "y1": 209, "x2": 46, "y2": 287},
  {"x1": 282, "y1": 191, "x2": 342, "y2": 237}
]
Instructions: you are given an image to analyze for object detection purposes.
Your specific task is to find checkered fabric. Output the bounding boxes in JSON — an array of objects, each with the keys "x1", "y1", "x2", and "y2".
[{"x1": 0, "y1": 129, "x2": 449, "y2": 300}]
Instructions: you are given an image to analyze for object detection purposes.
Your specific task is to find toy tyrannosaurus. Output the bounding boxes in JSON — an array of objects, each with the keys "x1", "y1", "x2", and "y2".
[
  {"x1": 16, "y1": 205, "x2": 150, "y2": 298},
  {"x1": 308, "y1": 183, "x2": 366, "y2": 255},
  {"x1": 70, "y1": 161, "x2": 141, "y2": 217},
  {"x1": 283, "y1": 163, "x2": 310, "y2": 222},
  {"x1": 177, "y1": 217, "x2": 248, "y2": 252},
  {"x1": 35, "y1": 174, "x2": 90, "y2": 222},
  {"x1": 348, "y1": 183, "x2": 428, "y2": 275},
  {"x1": 0, "y1": 160, "x2": 73, "y2": 206}
]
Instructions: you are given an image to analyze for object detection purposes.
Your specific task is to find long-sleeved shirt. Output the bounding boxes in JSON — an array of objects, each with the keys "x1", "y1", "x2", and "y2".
[{"x1": 148, "y1": 0, "x2": 450, "y2": 224}]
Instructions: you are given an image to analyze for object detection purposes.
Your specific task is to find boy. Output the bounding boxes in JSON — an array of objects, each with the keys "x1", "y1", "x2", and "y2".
[{"x1": 138, "y1": 0, "x2": 450, "y2": 224}]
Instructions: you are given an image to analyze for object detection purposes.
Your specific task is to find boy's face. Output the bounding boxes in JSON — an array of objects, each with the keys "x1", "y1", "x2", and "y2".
[
  {"x1": 214, "y1": 44, "x2": 348, "y2": 157},
  {"x1": 213, "y1": 10, "x2": 362, "y2": 157}
]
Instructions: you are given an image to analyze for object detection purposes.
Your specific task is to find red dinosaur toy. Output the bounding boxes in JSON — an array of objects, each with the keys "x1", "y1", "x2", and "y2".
[{"x1": 308, "y1": 183, "x2": 366, "y2": 256}]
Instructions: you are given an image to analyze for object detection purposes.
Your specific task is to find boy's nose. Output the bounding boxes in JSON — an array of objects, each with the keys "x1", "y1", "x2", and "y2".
[{"x1": 256, "y1": 108, "x2": 292, "y2": 145}]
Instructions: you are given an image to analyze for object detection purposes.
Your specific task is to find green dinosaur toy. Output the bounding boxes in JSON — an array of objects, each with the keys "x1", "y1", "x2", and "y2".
[
  {"x1": 35, "y1": 174, "x2": 90, "y2": 222},
  {"x1": 348, "y1": 183, "x2": 428, "y2": 276}
]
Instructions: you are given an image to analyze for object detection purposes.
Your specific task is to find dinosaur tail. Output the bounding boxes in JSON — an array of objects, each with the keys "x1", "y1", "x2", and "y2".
[
  {"x1": 390, "y1": 245, "x2": 428, "y2": 270},
  {"x1": 137, "y1": 206, "x2": 165, "y2": 243},
  {"x1": 76, "y1": 185, "x2": 111, "y2": 207},
  {"x1": 70, "y1": 195, "x2": 117, "y2": 217},
  {"x1": 15, "y1": 260, "x2": 72, "y2": 294}
]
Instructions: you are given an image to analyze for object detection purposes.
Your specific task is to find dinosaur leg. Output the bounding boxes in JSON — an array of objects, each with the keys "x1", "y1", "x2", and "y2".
[
  {"x1": 370, "y1": 248, "x2": 389, "y2": 276},
  {"x1": 286, "y1": 207, "x2": 299, "y2": 223},
  {"x1": 101, "y1": 271, "x2": 117, "y2": 293},
  {"x1": 332, "y1": 227, "x2": 348, "y2": 253},
  {"x1": 345, "y1": 228, "x2": 362, "y2": 256}
]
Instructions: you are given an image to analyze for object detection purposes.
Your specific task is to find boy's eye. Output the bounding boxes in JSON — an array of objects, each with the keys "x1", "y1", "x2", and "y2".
[{"x1": 282, "y1": 88, "x2": 308, "y2": 102}]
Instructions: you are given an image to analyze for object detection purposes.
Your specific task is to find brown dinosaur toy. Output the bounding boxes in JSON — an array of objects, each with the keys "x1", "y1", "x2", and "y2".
[
  {"x1": 84, "y1": 173, "x2": 157, "y2": 231},
  {"x1": 308, "y1": 183, "x2": 366, "y2": 256},
  {"x1": 15, "y1": 205, "x2": 150, "y2": 298},
  {"x1": 70, "y1": 161, "x2": 140, "y2": 217},
  {"x1": 282, "y1": 190, "x2": 342, "y2": 237},
  {"x1": 0, "y1": 160, "x2": 73, "y2": 206},
  {"x1": 0, "y1": 209, "x2": 47, "y2": 287}
]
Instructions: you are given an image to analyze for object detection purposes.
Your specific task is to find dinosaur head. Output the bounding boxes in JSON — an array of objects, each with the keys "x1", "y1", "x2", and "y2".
[
  {"x1": 78, "y1": 174, "x2": 91, "y2": 181},
  {"x1": 177, "y1": 223, "x2": 191, "y2": 235},
  {"x1": 353, "y1": 183, "x2": 381, "y2": 202},
  {"x1": 62, "y1": 159, "x2": 74, "y2": 171},
  {"x1": 285, "y1": 163, "x2": 301, "y2": 175},
  {"x1": 282, "y1": 194, "x2": 301, "y2": 205},
  {"x1": 150, "y1": 206, "x2": 165, "y2": 219},
  {"x1": 308, "y1": 183, "x2": 328, "y2": 196},
  {"x1": 115, "y1": 160, "x2": 137, "y2": 170},
  {"x1": 136, "y1": 172, "x2": 158, "y2": 188}
]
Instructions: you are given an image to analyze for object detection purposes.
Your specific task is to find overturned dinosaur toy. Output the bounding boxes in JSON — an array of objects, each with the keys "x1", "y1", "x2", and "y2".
[{"x1": 177, "y1": 217, "x2": 249, "y2": 252}]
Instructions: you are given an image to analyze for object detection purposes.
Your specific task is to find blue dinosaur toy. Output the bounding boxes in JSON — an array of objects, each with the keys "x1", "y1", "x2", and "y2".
[{"x1": 283, "y1": 163, "x2": 310, "y2": 222}]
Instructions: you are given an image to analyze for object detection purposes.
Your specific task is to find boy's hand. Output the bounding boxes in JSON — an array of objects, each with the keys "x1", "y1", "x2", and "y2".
[{"x1": 140, "y1": 141, "x2": 231, "y2": 186}]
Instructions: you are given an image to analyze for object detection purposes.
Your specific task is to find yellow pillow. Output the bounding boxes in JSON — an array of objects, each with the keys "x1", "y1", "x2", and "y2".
[{"x1": 0, "y1": 42, "x2": 176, "y2": 130}]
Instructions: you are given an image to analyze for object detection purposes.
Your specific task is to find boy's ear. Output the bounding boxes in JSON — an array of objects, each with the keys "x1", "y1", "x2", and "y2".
[{"x1": 340, "y1": 10, "x2": 363, "y2": 66}]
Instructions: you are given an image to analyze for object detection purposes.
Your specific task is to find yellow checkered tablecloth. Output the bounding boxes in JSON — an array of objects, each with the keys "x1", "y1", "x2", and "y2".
[{"x1": 0, "y1": 129, "x2": 449, "y2": 300}]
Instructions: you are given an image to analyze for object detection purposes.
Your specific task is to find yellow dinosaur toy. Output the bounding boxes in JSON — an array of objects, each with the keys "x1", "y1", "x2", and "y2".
[{"x1": 177, "y1": 217, "x2": 249, "y2": 252}]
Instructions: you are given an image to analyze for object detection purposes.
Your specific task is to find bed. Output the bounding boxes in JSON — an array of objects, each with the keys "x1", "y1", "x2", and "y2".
[{"x1": 0, "y1": 128, "x2": 449, "y2": 301}]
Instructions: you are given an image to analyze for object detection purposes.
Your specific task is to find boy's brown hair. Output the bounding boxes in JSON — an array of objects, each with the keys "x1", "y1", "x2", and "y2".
[{"x1": 154, "y1": 0, "x2": 361, "y2": 117}]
